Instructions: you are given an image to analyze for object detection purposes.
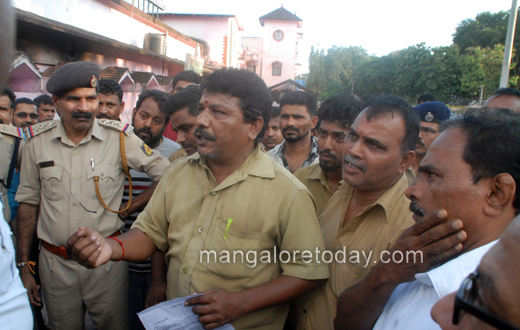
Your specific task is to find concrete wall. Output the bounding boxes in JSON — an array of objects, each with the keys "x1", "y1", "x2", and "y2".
[
  {"x1": 161, "y1": 16, "x2": 241, "y2": 68},
  {"x1": 12, "y1": 0, "x2": 195, "y2": 62}
]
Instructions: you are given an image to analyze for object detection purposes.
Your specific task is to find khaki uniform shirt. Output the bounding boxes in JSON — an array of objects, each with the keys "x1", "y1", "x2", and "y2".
[
  {"x1": 0, "y1": 125, "x2": 24, "y2": 221},
  {"x1": 15, "y1": 119, "x2": 170, "y2": 246},
  {"x1": 293, "y1": 163, "x2": 332, "y2": 216},
  {"x1": 298, "y1": 174, "x2": 414, "y2": 330},
  {"x1": 132, "y1": 144, "x2": 330, "y2": 330},
  {"x1": 168, "y1": 147, "x2": 187, "y2": 163},
  {"x1": 405, "y1": 166, "x2": 417, "y2": 185}
]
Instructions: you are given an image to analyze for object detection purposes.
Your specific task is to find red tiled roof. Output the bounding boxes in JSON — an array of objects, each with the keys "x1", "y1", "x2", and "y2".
[
  {"x1": 131, "y1": 71, "x2": 156, "y2": 84},
  {"x1": 100, "y1": 66, "x2": 130, "y2": 81},
  {"x1": 259, "y1": 7, "x2": 302, "y2": 26},
  {"x1": 42, "y1": 62, "x2": 66, "y2": 77}
]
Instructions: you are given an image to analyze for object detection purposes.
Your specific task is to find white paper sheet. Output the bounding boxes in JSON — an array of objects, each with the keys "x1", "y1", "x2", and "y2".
[{"x1": 137, "y1": 294, "x2": 235, "y2": 330}]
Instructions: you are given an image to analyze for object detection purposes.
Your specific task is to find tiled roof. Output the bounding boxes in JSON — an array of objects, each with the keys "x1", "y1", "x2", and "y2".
[
  {"x1": 131, "y1": 71, "x2": 155, "y2": 84},
  {"x1": 100, "y1": 67, "x2": 130, "y2": 81},
  {"x1": 155, "y1": 75, "x2": 173, "y2": 85},
  {"x1": 42, "y1": 62, "x2": 66, "y2": 77},
  {"x1": 259, "y1": 7, "x2": 302, "y2": 26}
]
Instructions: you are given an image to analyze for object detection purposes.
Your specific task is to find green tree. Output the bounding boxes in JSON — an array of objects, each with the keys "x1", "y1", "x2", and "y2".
[
  {"x1": 460, "y1": 45, "x2": 507, "y2": 99},
  {"x1": 307, "y1": 46, "x2": 327, "y2": 98}
]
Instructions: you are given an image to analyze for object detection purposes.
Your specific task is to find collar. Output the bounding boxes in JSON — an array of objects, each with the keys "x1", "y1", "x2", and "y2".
[
  {"x1": 307, "y1": 163, "x2": 330, "y2": 192},
  {"x1": 338, "y1": 174, "x2": 408, "y2": 223},
  {"x1": 51, "y1": 118, "x2": 104, "y2": 145},
  {"x1": 188, "y1": 144, "x2": 276, "y2": 192},
  {"x1": 415, "y1": 240, "x2": 498, "y2": 298}
]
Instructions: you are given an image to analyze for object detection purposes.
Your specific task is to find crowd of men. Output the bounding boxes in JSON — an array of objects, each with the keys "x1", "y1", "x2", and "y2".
[{"x1": 2, "y1": 9, "x2": 520, "y2": 330}]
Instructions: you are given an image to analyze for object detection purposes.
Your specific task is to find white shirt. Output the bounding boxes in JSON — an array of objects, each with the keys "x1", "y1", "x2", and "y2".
[
  {"x1": 0, "y1": 198, "x2": 33, "y2": 330},
  {"x1": 373, "y1": 240, "x2": 497, "y2": 330}
]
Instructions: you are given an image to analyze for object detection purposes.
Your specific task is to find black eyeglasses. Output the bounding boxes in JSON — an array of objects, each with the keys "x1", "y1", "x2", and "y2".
[
  {"x1": 453, "y1": 271, "x2": 520, "y2": 330},
  {"x1": 14, "y1": 112, "x2": 38, "y2": 120}
]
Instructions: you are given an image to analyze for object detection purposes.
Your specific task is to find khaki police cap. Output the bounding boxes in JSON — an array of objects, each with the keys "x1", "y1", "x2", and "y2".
[{"x1": 46, "y1": 61, "x2": 100, "y2": 95}]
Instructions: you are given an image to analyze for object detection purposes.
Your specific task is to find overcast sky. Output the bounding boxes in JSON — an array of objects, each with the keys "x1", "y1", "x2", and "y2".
[{"x1": 163, "y1": 0, "x2": 516, "y2": 72}]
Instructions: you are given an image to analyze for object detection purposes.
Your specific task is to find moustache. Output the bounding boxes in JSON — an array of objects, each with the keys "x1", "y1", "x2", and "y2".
[
  {"x1": 283, "y1": 126, "x2": 300, "y2": 133},
  {"x1": 409, "y1": 200, "x2": 426, "y2": 217},
  {"x1": 343, "y1": 154, "x2": 367, "y2": 172},
  {"x1": 194, "y1": 126, "x2": 216, "y2": 142},
  {"x1": 96, "y1": 113, "x2": 112, "y2": 120},
  {"x1": 416, "y1": 138, "x2": 425, "y2": 147},
  {"x1": 136, "y1": 127, "x2": 153, "y2": 136},
  {"x1": 320, "y1": 150, "x2": 338, "y2": 160},
  {"x1": 72, "y1": 111, "x2": 93, "y2": 119},
  {"x1": 0, "y1": 118, "x2": 3, "y2": 124}
]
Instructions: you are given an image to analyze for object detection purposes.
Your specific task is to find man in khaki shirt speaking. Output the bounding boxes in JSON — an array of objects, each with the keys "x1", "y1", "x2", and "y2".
[
  {"x1": 67, "y1": 68, "x2": 329, "y2": 330},
  {"x1": 15, "y1": 61, "x2": 170, "y2": 330},
  {"x1": 294, "y1": 92, "x2": 363, "y2": 216},
  {"x1": 297, "y1": 96, "x2": 419, "y2": 330}
]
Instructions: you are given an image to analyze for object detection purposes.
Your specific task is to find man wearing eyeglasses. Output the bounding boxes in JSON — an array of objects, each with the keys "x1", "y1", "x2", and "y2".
[
  {"x1": 334, "y1": 108, "x2": 519, "y2": 330},
  {"x1": 405, "y1": 101, "x2": 451, "y2": 184},
  {"x1": 11, "y1": 98, "x2": 38, "y2": 129},
  {"x1": 432, "y1": 214, "x2": 520, "y2": 330}
]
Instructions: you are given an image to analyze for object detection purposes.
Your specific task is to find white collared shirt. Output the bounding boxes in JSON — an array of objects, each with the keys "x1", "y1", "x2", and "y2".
[
  {"x1": 0, "y1": 198, "x2": 33, "y2": 329},
  {"x1": 372, "y1": 240, "x2": 497, "y2": 330}
]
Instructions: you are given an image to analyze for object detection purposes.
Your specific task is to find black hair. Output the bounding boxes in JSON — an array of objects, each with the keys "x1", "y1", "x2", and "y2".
[
  {"x1": 417, "y1": 93, "x2": 435, "y2": 104},
  {"x1": 13, "y1": 97, "x2": 36, "y2": 110},
  {"x1": 279, "y1": 91, "x2": 318, "y2": 116},
  {"x1": 135, "y1": 89, "x2": 170, "y2": 121},
  {"x1": 271, "y1": 105, "x2": 281, "y2": 118},
  {"x1": 491, "y1": 87, "x2": 520, "y2": 99},
  {"x1": 172, "y1": 70, "x2": 201, "y2": 90},
  {"x1": 200, "y1": 68, "x2": 271, "y2": 143},
  {"x1": 1, "y1": 86, "x2": 16, "y2": 108},
  {"x1": 318, "y1": 92, "x2": 364, "y2": 129},
  {"x1": 165, "y1": 84, "x2": 202, "y2": 117},
  {"x1": 98, "y1": 79, "x2": 124, "y2": 103},
  {"x1": 364, "y1": 95, "x2": 420, "y2": 153},
  {"x1": 33, "y1": 94, "x2": 53, "y2": 108},
  {"x1": 441, "y1": 108, "x2": 520, "y2": 211}
]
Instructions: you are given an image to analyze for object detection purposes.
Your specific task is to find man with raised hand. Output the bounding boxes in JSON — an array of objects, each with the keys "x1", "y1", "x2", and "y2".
[{"x1": 67, "y1": 68, "x2": 329, "y2": 330}]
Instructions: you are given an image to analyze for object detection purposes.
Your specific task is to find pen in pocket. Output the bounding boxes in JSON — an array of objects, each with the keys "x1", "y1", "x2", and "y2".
[{"x1": 224, "y1": 218, "x2": 233, "y2": 239}]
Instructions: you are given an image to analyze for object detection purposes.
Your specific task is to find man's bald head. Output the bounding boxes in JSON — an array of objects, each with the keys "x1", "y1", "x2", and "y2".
[{"x1": 485, "y1": 88, "x2": 520, "y2": 112}]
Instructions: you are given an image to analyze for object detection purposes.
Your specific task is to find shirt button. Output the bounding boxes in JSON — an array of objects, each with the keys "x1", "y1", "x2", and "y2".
[
  {"x1": 73, "y1": 176, "x2": 78, "y2": 180},
  {"x1": 72, "y1": 202, "x2": 78, "y2": 207},
  {"x1": 183, "y1": 268, "x2": 187, "y2": 274},
  {"x1": 101, "y1": 173, "x2": 105, "y2": 177},
  {"x1": 74, "y1": 150, "x2": 79, "y2": 154},
  {"x1": 198, "y1": 227, "x2": 203, "y2": 233},
  {"x1": 211, "y1": 191, "x2": 216, "y2": 195}
]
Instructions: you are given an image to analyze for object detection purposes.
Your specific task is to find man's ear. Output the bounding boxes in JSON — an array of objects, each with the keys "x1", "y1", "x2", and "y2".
[
  {"x1": 484, "y1": 173, "x2": 516, "y2": 216},
  {"x1": 311, "y1": 115, "x2": 318, "y2": 129},
  {"x1": 247, "y1": 117, "x2": 264, "y2": 141},
  {"x1": 398, "y1": 150, "x2": 416, "y2": 174},
  {"x1": 132, "y1": 107, "x2": 137, "y2": 118},
  {"x1": 119, "y1": 101, "x2": 125, "y2": 115},
  {"x1": 51, "y1": 95, "x2": 60, "y2": 112}
]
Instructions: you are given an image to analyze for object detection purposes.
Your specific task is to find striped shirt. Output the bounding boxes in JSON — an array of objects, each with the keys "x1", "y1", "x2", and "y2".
[{"x1": 122, "y1": 137, "x2": 180, "y2": 272}]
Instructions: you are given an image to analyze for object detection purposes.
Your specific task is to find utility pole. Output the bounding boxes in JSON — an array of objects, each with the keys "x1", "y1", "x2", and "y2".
[{"x1": 500, "y1": 0, "x2": 519, "y2": 88}]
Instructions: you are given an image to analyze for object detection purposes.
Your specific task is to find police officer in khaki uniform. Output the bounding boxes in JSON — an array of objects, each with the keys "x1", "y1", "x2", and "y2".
[
  {"x1": 0, "y1": 125, "x2": 23, "y2": 222},
  {"x1": 15, "y1": 61, "x2": 170, "y2": 330}
]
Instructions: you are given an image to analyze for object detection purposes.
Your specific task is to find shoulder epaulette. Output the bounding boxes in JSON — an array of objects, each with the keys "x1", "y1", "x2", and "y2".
[
  {"x1": 98, "y1": 119, "x2": 134, "y2": 135},
  {"x1": 0, "y1": 124, "x2": 25, "y2": 139},
  {"x1": 25, "y1": 121, "x2": 58, "y2": 139}
]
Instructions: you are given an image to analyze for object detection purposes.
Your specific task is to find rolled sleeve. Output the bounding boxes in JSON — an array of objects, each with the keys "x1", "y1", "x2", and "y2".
[
  {"x1": 279, "y1": 189, "x2": 330, "y2": 280},
  {"x1": 15, "y1": 139, "x2": 41, "y2": 205},
  {"x1": 124, "y1": 133, "x2": 170, "y2": 182},
  {"x1": 130, "y1": 168, "x2": 171, "y2": 252}
]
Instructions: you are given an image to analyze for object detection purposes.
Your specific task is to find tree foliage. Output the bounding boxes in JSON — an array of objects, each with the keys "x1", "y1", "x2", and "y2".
[{"x1": 306, "y1": 10, "x2": 518, "y2": 103}]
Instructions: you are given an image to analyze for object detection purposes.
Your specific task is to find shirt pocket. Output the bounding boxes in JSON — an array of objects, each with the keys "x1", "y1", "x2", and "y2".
[
  {"x1": 200, "y1": 217, "x2": 264, "y2": 279},
  {"x1": 85, "y1": 165, "x2": 120, "y2": 200},
  {"x1": 40, "y1": 166, "x2": 64, "y2": 201}
]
